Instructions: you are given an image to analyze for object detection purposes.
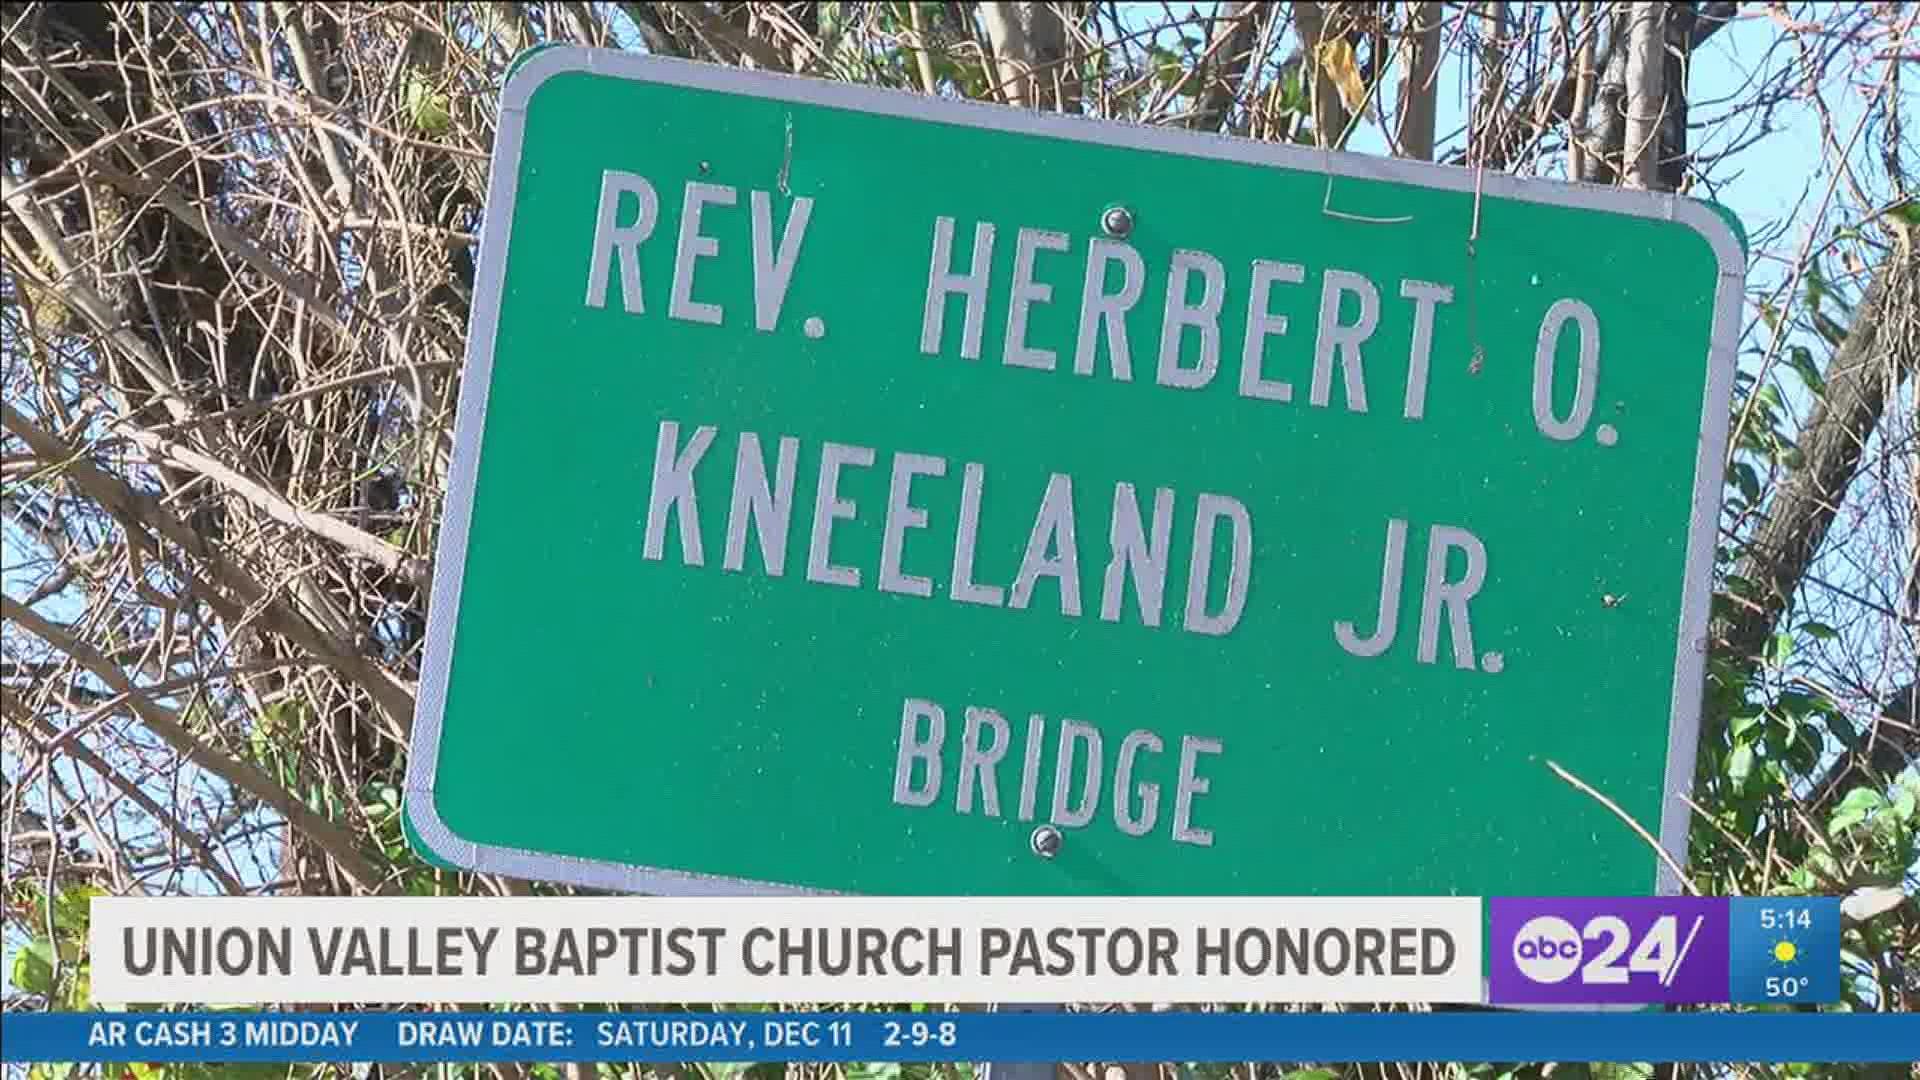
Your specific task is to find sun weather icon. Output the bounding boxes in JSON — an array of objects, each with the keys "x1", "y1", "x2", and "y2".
[{"x1": 1728, "y1": 897, "x2": 1839, "y2": 1004}]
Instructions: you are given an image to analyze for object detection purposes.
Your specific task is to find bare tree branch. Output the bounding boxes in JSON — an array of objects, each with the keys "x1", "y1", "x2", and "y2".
[{"x1": 5, "y1": 598, "x2": 386, "y2": 893}]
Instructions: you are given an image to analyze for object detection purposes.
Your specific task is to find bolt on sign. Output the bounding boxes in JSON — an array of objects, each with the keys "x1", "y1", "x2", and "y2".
[{"x1": 405, "y1": 46, "x2": 1745, "y2": 897}]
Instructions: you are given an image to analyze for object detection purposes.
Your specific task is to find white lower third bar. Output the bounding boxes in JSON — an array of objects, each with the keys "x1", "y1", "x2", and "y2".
[{"x1": 90, "y1": 896, "x2": 1485, "y2": 1005}]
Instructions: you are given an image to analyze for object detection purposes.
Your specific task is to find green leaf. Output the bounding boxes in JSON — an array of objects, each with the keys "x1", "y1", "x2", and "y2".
[
  {"x1": 13, "y1": 937, "x2": 56, "y2": 995},
  {"x1": 1772, "y1": 688, "x2": 1822, "y2": 718},
  {"x1": 1888, "y1": 200, "x2": 1920, "y2": 225},
  {"x1": 405, "y1": 71, "x2": 453, "y2": 136},
  {"x1": 1147, "y1": 45, "x2": 1184, "y2": 91},
  {"x1": 1829, "y1": 786, "x2": 1886, "y2": 834},
  {"x1": 1727, "y1": 742, "x2": 1755, "y2": 786},
  {"x1": 1768, "y1": 631, "x2": 1793, "y2": 666},
  {"x1": 1283, "y1": 1071, "x2": 1341, "y2": 1080},
  {"x1": 1797, "y1": 621, "x2": 1837, "y2": 641},
  {"x1": 1825, "y1": 709, "x2": 1859, "y2": 749},
  {"x1": 1728, "y1": 461, "x2": 1760, "y2": 505},
  {"x1": 52, "y1": 884, "x2": 101, "y2": 933},
  {"x1": 1804, "y1": 263, "x2": 1828, "y2": 313},
  {"x1": 1278, "y1": 62, "x2": 1308, "y2": 113},
  {"x1": 1785, "y1": 345, "x2": 1824, "y2": 396},
  {"x1": 1813, "y1": 311, "x2": 1850, "y2": 347}
]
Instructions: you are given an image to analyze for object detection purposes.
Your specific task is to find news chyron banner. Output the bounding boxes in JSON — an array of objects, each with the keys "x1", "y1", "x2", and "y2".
[
  {"x1": 10, "y1": 1012, "x2": 1918, "y2": 1066},
  {"x1": 88, "y1": 897, "x2": 1482, "y2": 1005},
  {"x1": 84, "y1": 895, "x2": 1841, "y2": 1008}
]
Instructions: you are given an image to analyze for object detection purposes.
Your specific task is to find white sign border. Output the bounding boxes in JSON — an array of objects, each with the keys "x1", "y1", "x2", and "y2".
[{"x1": 405, "y1": 44, "x2": 1745, "y2": 899}]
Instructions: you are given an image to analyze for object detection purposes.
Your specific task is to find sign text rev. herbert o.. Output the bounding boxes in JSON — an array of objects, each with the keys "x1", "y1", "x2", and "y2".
[{"x1": 582, "y1": 171, "x2": 1615, "y2": 851}]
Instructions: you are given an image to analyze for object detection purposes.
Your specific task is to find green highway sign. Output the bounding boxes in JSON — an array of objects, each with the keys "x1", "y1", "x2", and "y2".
[{"x1": 405, "y1": 46, "x2": 1744, "y2": 897}]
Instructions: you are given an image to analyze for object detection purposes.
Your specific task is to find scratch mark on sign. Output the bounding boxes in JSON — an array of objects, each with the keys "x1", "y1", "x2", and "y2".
[
  {"x1": 1318, "y1": 144, "x2": 1414, "y2": 225},
  {"x1": 779, "y1": 113, "x2": 794, "y2": 196}
]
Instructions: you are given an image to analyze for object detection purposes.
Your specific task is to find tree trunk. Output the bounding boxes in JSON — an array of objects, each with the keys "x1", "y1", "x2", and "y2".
[
  {"x1": 1396, "y1": 3, "x2": 1443, "y2": 160},
  {"x1": 1581, "y1": 6, "x2": 1628, "y2": 184},
  {"x1": 1190, "y1": 1, "x2": 1269, "y2": 133},
  {"x1": 1620, "y1": 2, "x2": 1667, "y2": 189},
  {"x1": 1717, "y1": 235, "x2": 1920, "y2": 674},
  {"x1": 981, "y1": 2, "x2": 1071, "y2": 110},
  {"x1": 1658, "y1": 3, "x2": 1697, "y2": 190}
]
